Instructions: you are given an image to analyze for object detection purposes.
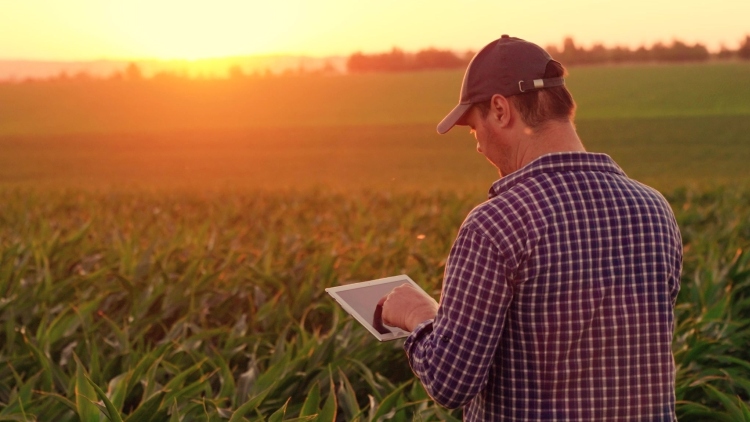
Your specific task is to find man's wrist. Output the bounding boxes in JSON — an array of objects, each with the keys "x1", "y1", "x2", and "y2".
[{"x1": 406, "y1": 305, "x2": 438, "y2": 331}]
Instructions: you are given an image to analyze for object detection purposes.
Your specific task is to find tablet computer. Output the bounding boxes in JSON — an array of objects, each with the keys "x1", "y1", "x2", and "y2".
[{"x1": 326, "y1": 275, "x2": 430, "y2": 342}]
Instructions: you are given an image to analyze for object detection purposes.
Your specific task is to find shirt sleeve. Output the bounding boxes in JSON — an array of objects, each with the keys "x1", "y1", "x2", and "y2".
[{"x1": 403, "y1": 223, "x2": 515, "y2": 408}]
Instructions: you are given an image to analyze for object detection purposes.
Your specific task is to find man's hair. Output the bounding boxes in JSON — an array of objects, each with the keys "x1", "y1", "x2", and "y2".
[{"x1": 475, "y1": 61, "x2": 576, "y2": 129}]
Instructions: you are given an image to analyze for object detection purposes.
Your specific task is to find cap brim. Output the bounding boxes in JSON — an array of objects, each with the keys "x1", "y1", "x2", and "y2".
[{"x1": 436, "y1": 103, "x2": 472, "y2": 134}]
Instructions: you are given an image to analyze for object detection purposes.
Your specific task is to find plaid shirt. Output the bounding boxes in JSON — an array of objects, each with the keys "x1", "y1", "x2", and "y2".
[{"x1": 404, "y1": 152, "x2": 682, "y2": 421}]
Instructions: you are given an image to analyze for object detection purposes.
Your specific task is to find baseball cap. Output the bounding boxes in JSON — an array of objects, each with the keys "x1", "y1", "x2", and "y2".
[{"x1": 437, "y1": 35, "x2": 565, "y2": 134}]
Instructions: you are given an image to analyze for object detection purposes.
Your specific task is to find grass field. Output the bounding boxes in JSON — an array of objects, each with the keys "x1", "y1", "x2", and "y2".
[
  {"x1": 1, "y1": 62, "x2": 749, "y2": 192},
  {"x1": 2, "y1": 62, "x2": 750, "y2": 420}
]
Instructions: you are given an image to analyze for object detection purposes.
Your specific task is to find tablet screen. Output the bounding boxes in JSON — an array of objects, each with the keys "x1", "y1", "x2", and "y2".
[
  {"x1": 333, "y1": 278, "x2": 410, "y2": 335},
  {"x1": 326, "y1": 275, "x2": 429, "y2": 341}
]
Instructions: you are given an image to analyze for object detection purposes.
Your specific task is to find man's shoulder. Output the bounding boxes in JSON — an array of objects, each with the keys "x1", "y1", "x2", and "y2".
[
  {"x1": 465, "y1": 193, "x2": 523, "y2": 225},
  {"x1": 464, "y1": 168, "x2": 677, "y2": 240},
  {"x1": 461, "y1": 188, "x2": 541, "y2": 241}
]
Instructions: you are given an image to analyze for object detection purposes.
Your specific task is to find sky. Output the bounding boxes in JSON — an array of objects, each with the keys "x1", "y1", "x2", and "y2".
[{"x1": 2, "y1": 0, "x2": 749, "y2": 61}]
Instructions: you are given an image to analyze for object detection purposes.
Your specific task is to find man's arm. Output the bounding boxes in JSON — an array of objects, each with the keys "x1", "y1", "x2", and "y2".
[{"x1": 384, "y1": 225, "x2": 515, "y2": 408}]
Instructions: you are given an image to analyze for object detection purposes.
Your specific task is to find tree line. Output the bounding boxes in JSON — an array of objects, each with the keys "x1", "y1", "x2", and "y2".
[
  {"x1": 347, "y1": 36, "x2": 750, "y2": 72},
  {"x1": 4, "y1": 35, "x2": 750, "y2": 83}
]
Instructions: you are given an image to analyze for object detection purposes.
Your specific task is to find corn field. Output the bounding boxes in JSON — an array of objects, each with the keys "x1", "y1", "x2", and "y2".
[{"x1": 1, "y1": 187, "x2": 749, "y2": 421}]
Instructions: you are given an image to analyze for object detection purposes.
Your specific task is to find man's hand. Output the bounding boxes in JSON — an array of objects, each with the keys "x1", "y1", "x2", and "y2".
[{"x1": 378, "y1": 284, "x2": 438, "y2": 332}]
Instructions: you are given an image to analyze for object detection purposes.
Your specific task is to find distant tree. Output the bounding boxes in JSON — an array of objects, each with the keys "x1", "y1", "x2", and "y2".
[
  {"x1": 319, "y1": 59, "x2": 338, "y2": 75},
  {"x1": 610, "y1": 46, "x2": 632, "y2": 63},
  {"x1": 588, "y1": 43, "x2": 608, "y2": 64},
  {"x1": 650, "y1": 42, "x2": 668, "y2": 61},
  {"x1": 546, "y1": 44, "x2": 561, "y2": 58},
  {"x1": 633, "y1": 46, "x2": 651, "y2": 62},
  {"x1": 228, "y1": 65, "x2": 245, "y2": 80},
  {"x1": 548, "y1": 36, "x2": 719, "y2": 65},
  {"x1": 716, "y1": 44, "x2": 735, "y2": 59},
  {"x1": 347, "y1": 52, "x2": 368, "y2": 72},
  {"x1": 561, "y1": 37, "x2": 582, "y2": 64},
  {"x1": 349, "y1": 34, "x2": 745, "y2": 73},
  {"x1": 348, "y1": 47, "x2": 467, "y2": 72},
  {"x1": 108, "y1": 70, "x2": 124, "y2": 81},
  {"x1": 53, "y1": 71, "x2": 70, "y2": 82},
  {"x1": 738, "y1": 35, "x2": 750, "y2": 60},
  {"x1": 662, "y1": 40, "x2": 709, "y2": 62},
  {"x1": 152, "y1": 70, "x2": 184, "y2": 82},
  {"x1": 72, "y1": 71, "x2": 93, "y2": 82},
  {"x1": 347, "y1": 48, "x2": 410, "y2": 72},
  {"x1": 552, "y1": 37, "x2": 591, "y2": 65},
  {"x1": 125, "y1": 63, "x2": 143, "y2": 81},
  {"x1": 413, "y1": 48, "x2": 464, "y2": 70}
]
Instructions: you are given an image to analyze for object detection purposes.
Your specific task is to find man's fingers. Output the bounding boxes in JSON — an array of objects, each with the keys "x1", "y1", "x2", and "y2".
[{"x1": 379, "y1": 284, "x2": 435, "y2": 330}]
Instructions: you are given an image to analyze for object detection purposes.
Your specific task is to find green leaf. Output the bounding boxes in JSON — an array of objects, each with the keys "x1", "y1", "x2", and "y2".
[
  {"x1": 211, "y1": 347, "x2": 237, "y2": 403},
  {"x1": 251, "y1": 347, "x2": 291, "y2": 395},
  {"x1": 44, "y1": 308, "x2": 79, "y2": 346},
  {"x1": 370, "y1": 383, "x2": 408, "y2": 422},
  {"x1": 21, "y1": 334, "x2": 53, "y2": 391},
  {"x1": 164, "y1": 374, "x2": 212, "y2": 407},
  {"x1": 169, "y1": 399, "x2": 181, "y2": 422},
  {"x1": 124, "y1": 391, "x2": 166, "y2": 422},
  {"x1": 228, "y1": 383, "x2": 277, "y2": 422},
  {"x1": 0, "y1": 416, "x2": 38, "y2": 421},
  {"x1": 5, "y1": 366, "x2": 39, "y2": 414},
  {"x1": 85, "y1": 374, "x2": 124, "y2": 422},
  {"x1": 97, "y1": 311, "x2": 130, "y2": 354},
  {"x1": 161, "y1": 359, "x2": 208, "y2": 404},
  {"x1": 336, "y1": 369, "x2": 359, "y2": 420},
  {"x1": 315, "y1": 371, "x2": 337, "y2": 422},
  {"x1": 299, "y1": 383, "x2": 320, "y2": 417},
  {"x1": 267, "y1": 398, "x2": 290, "y2": 422},
  {"x1": 431, "y1": 406, "x2": 463, "y2": 422},
  {"x1": 106, "y1": 373, "x2": 129, "y2": 414},
  {"x1": 704, "y1": 384, "x2": 749, "y2": 422},
  {"x1": 36, "y1": 391, "x2": 77, "y2": 413},
  {"x1": 126, "y1": 344, "x2": 169, "y2": 392},
  {"x1": 74, "y1": 354, "x2": 101, "y2": 422}
]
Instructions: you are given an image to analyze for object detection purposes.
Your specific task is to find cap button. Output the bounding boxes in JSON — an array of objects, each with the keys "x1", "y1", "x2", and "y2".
[{"x1": 501, "y1": 34, "x2": 510, "y2": 38}]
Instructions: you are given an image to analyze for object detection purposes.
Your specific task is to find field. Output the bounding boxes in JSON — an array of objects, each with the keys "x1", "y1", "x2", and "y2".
[
  {"x1": 1, "y1": 62, "x2": 750, "y2": 421},
  {"x1": 2, "y1": 62, "x2": 750, "y2": 192}
]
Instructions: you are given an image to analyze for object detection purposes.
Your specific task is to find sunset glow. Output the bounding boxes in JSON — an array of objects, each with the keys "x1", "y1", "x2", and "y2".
[
  {"x1": 102, "y1": 2, "x2": 305, "y2": 60},
  {"x1": 2, "y1": 0, "x2": 749, "y2": 61}
]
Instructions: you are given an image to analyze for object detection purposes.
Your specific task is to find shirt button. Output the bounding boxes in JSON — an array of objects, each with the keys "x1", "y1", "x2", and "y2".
[{"x1": 441, "y1": 335, "x2": 450, "y2": 343}]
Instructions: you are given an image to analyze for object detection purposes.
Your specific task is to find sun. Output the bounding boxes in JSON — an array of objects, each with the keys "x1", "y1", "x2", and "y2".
[{"x1": 103, "y1": 1, "x2": 302, "y2": 60}]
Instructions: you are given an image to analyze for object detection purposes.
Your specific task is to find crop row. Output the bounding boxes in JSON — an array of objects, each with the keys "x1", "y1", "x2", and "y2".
[{"x1": 1, "y1": 187, "x2": 749, "y2": 421}]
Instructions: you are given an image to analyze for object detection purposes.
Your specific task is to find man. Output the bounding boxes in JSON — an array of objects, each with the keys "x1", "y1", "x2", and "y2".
[{"x1": 379, "y1": 35, "x2": 682, "y2": 421}]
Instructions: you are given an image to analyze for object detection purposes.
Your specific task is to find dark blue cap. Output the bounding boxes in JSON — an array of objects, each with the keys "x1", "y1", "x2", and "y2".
[{"x1": 437, "y1": 36, "x2": 565, "y2": 134}]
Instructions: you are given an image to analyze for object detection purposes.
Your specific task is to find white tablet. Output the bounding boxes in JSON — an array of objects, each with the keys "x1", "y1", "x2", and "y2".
[{"x1": 325, "y1": 275, "x2": 430, "y2": 342}]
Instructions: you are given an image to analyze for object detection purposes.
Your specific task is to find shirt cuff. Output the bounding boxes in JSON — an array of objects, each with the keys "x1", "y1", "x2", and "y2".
[{"x1": 403, "y1": 319, "x2": 434, "y2": 354}]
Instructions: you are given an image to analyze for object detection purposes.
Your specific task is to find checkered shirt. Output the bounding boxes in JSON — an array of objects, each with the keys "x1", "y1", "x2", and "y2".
[{"x1": 404, "y1": 152, "x2": 682, "y2": 421}]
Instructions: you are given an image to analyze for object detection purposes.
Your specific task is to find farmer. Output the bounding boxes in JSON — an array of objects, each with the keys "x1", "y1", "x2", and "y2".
[{"x1": 379, "y1": 35, "x2": 682, "y2": 421}]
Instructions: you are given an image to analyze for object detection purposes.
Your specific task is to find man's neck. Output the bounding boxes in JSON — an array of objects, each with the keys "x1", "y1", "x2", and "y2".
[{"x1": 515, "y1": 120, "x2": 585, "y2": 170}]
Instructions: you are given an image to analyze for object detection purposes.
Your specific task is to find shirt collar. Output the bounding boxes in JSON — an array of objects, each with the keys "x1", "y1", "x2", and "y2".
[{"x1": 488, "y1": 152, "x2": 627, "y2": 199}]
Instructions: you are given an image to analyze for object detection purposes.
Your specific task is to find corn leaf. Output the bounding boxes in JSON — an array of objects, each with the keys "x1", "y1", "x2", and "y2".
[
  {"x1": 74, "y1": 354, "x2": 101, "y2": 422},
  {"x1": 228, "y1": 382, "x2": 277, "y2": 422}
]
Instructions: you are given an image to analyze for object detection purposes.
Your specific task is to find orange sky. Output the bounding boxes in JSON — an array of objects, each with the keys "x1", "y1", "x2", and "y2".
[{"x1": 2, "y1": 0, "x2": 749, "y2": 61}]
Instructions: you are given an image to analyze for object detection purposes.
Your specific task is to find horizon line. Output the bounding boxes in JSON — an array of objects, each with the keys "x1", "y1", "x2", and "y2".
[{"x1": 2, "y1": 34, "x2": 747, "y2": 63}]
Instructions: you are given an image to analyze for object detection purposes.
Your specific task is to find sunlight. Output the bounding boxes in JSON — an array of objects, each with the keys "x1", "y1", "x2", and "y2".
[
  {"x1": 103, "y1": 1, "x2": 303, "y2": 60},
  {"x1": 2, "y1": 0, "x2": 750, "y2": 62}
]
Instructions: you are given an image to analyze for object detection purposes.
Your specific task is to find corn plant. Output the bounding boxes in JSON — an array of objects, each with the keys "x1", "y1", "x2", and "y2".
[{"x1": 1, "y1": 187, "x2": 749, "y2": 420}]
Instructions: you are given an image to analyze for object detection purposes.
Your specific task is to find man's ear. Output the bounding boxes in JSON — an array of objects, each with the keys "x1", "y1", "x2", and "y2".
[{"x1": 490, "y1": 94, "x2": 513, "y2": 128}]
